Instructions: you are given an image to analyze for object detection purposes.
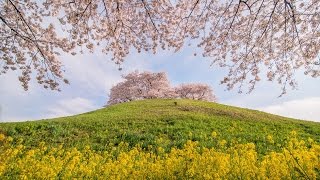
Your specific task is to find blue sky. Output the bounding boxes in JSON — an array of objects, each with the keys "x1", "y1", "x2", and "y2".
[{"x1": 1, "y1": 45, "x2": 320, "y2": 122}]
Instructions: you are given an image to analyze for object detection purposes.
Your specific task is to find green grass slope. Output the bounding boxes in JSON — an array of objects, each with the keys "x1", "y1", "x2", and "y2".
[{"x1": 0, "y1": 99, "x2": 319, "y2": 154}]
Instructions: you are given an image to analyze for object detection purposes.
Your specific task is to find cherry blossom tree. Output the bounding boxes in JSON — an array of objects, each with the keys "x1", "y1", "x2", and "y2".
[
  {"x1": 1, "y1": 0, "x2": 173, "y2": 91},
  {"x1": 107, "y1": 71, "x2": 172, "y2": 105},
  {"x1": 0, "y1": 0, "x2": 72, "y2": 90},
  {"x1": 1, "y1": 0, "x2": 319, "y2": 94},
  {"x1": 175, "y1": 83, "x2": 217, "y2": 102},
  {"x1": 106, "y1": 81, "x2": 134, "y2": 105},
  {"x1": 173, "y1": 0, "x2": 320, "y2": 95},
  {"x1": 107, "y1": 71, "x2": 217, "y2": 105}
]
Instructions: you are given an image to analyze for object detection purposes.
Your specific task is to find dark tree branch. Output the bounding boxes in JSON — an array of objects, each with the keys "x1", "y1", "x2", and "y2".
[{"x1": 141, "y1": 0, "x2": 159, "y2": 33}]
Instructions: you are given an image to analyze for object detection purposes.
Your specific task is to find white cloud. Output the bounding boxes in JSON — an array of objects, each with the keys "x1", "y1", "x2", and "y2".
[
  {"x1": 258, "y1": 97, "x2": 320, "y2": 122},
  {"x1": 0, "y1": 50, "x2": 153, "y2": 122},
  {"x1": 61, "y1": 51, "x2": 152, "y2": 96},
  {"x1": 1, "y1": 41, "x2": 320, "y2": 123},
  {"x1": 46, "y1": 97, "x2": 99, "y2": 118},
  {"x1": 61, "y1": 53, "x2": 121, "y2": 94}
]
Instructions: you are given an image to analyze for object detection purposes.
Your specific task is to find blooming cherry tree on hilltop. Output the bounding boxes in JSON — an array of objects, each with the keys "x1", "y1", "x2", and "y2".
[
  {"x1": 175, "y1": 83, "x2": 217, "y2": 102},
  {"x1": 107, "y1": 71, "x2": 172, "y2": 105},
  {"x1": 1, "y1": 0, "x2": 319, "y2": 94},
  {"x1": 108, "y1": 71, "x2": 216, "y2": 105}
]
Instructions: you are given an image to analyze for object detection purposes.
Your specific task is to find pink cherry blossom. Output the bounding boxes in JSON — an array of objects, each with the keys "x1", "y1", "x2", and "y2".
[
  {"x1": 108, "y1": 71, "x2": 216, "y2": 105},
  {"x1": 1, "y1": 0, "x2": 319, "y2": 94}
]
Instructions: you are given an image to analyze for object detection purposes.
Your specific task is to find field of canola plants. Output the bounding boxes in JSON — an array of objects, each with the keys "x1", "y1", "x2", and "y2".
[
  {"x1": 0, "y1": 131, "x2": 319, "y2": 179},
  {"x1": 0, "y1": 99, "x2": 320, "y2": 179}
]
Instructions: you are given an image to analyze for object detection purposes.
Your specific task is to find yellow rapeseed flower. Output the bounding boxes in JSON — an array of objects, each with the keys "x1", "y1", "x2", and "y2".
[
  {"x1": 0, "y1": 133, "x2": 5, "y2": 141},
  {"x1": 211, "y1": 131, "x2": 218, "y2": 139},
  {"x1": 0, "y1": 135, "x2": 318, "y2": 179}
]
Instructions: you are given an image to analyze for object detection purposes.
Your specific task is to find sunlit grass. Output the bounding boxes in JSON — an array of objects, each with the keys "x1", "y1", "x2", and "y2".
[{"x1": 0, "y1": 99, "x2": 319, "y2": 155}]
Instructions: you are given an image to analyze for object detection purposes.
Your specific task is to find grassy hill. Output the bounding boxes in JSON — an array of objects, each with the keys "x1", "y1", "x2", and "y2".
[{"x1": 0, "y1": 99, "x2": 319, "y2": 154}]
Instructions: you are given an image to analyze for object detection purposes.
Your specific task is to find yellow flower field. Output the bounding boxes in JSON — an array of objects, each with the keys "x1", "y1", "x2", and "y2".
[{"x1": 0, "y1": 132, "x2": 319, "y2": 179}]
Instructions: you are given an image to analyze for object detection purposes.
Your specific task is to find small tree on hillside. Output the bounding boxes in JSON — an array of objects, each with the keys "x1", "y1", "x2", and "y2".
[
  {"x1": 107, "y1": 71, "x2": 172, "y2": 105},
  {"x1": 175, "y1": 83, "x2": 217, "y2": 102}
]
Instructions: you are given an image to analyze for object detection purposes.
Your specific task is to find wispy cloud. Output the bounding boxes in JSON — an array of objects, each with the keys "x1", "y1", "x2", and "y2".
[
  {"x1": 258, "y1": 97, "x2": 320, "y2": 122},
  {"x1": 1, "y1": 44, "x2": 320, "y2": 122},
  {"x1": 0, "y1": 51, "x2": 152, "y2": 122},
  {"x1": 46, "y1": 97, "x2": 99, "y2": 118}
]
